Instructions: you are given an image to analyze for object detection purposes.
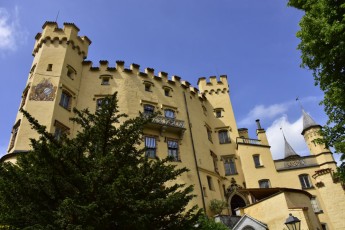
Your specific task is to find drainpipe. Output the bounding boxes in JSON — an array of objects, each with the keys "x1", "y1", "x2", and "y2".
[{"x1": 183, "y1": 92, "x2": 206, "y2": 211}]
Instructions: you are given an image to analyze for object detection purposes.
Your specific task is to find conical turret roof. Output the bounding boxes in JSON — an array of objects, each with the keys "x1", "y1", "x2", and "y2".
[
  {"x1": 283, "y1": 134, "x2": 300, "y2": 159},
  {"x1": 302, "y1": 109, "x2": 320, "y2": 134}
]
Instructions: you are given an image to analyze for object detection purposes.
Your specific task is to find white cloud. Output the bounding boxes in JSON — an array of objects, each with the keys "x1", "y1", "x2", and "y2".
[
  {"x1": 238, "y1": 102, "x2": 291, "y2": 127},
  {"x1": 266, "y1": 115, "x2": 309, "y2": 160},
  {"x1": 0, "y1": 7, "x2": 26, "y2": 53},
  {"x1": 238, "y1": 96, "x2": 322, "y2": 127}
]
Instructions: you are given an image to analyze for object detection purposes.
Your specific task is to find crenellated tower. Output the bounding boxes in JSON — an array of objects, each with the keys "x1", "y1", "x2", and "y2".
[{"x1": 7, "y1": 22, "x2": 91, "y2": 160}]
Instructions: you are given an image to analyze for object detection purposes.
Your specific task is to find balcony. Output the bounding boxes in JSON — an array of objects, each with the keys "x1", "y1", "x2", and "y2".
[
  {"x1": 236, "y1": 137, "x2": 261, "y2": 145},
  {"x1": 274, "y1": 157, "x2": 318, "y2": 171},
  {"x1": 144, "y1": 115, "x2": 186, "y2": 138}
]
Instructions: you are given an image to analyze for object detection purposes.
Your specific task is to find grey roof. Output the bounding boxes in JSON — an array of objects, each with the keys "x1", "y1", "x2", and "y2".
[
  {"x1": 302, "y1": 109, "x2": 319, "y2": 131},
  {"x1": 284, "y1": 135, "x2": 300, "y2": 159}
]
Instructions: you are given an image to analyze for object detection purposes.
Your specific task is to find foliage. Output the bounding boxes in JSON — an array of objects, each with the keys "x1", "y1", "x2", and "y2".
[
  {"x1": 197, "y1": 215, "x2": 229, "y2": 230},
  {"x1": 287, "y1": 0, "x2": 345, "y2": 164},
  {"x1": 334, "y1": 162, "x2": 345, "y2": 188},
  {"x1": 0, "y1": 93, "x2": 202, "y2": 230},
  {"x1": 209, "y1": 199, "x2": 227, "y2": 215}
]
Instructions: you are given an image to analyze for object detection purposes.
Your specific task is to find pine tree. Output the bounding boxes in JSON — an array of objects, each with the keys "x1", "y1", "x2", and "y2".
[{"x1": 0, "y1": 93, "x2": 202, "y2": 230}]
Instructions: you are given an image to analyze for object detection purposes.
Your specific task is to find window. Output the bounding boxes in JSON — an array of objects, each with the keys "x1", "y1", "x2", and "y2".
[
  {"x1": 202, "y1": 105, "x2": 207, "y2": 116},
  {"x1": 218, "y1": 130, "x2": 230, "y2": 144},
  {"x1": 211, "y1": 152, "x2": 219, "y2": 174},
  {"x1": 167, "y1": 140, "x2": 179, "y2": 161},
  {"x1": 215, "y1": 110, "x2": 222, "y2": 118},
  {"x1": 9, "y1": 120, "x2": 21, "y2": 151},
  {"x1": 224, "y1": 157, "x2": 237, "y2": 176},
  {"x1": 59, "y1": 91, "x2": 72, "y2": 110},
  {"x1": 206, "y1": 127, "x2": 212, "y2": 142},
  {"x1": 145, "y1": 136, "x2": 156, "y2": 158},
  {"x1": 311, "y1": 197, "x2": 322, "y2": 213},
  {"x1": 96, "y1": 98, "x2": 109, "y2": 110},
  {"x1": 47, "y1": 64, "x2": 53, "y2": 71},
  {"x1": 54, "y1": 120, "x2": 69, "y2": 141},
  {"x1": 164, "y1": 109, "x2": 175, "y2": 119},
  {"x1": 259, "y1": 179, "x2": 270, "y2": 188},
  {"x1": 164, "y1": 88, "x2": 171, "y2": 97},
  {"x1": 207, "y1": 176, "x2": 214, "y2": 190},
  {"x1": 20, "y1": 85, "x2": 30, "y2": 108},
  {"x1": 143, "y1": 81, "x2": 154, "y2": 92},
  {"x1": 203, "y1": 186, "x2": 207, "y2": 197},
  {"x1": 66, "y1": 65, "x2": 76, "y2": 79},
  {"x1": 144, "y1": 104, "x2": 155, "y2": 115},
  {"x1": 253, "y1": 155, "x2": 261, "y2": 168},
  {"x1": 321, "y1": 223, "x2": 327, "y2": 230},
  {"x1": 299, "y1": 174, "x2": 313, "y2": 189}
]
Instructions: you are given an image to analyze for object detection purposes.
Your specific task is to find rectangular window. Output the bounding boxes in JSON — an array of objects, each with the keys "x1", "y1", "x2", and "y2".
[
  {"x1": 299, "y1": 174, "x2": 313, "y2": 189},
  {"x1": 59, "y1": 91, "x2": 72, "y2": 110},
  {"x1": 253, "y1": 155, "x2": 261, "y2": 168},
  {"x1": 259, "y1": 179, "x2": 270, "y2": 188},
  {"x1": 145, "y1": 136, "x2": 156, "y2": 158},
  {"x1": 9, "y1": 120, "x2": 21, "y2": 151},
  {"x1": 54, "y1": 120, "x2": 70, "y2": 141},
  {"x1": 20, "y1": 85, "x2": 30, "y2": 108},
  {"x1": 207, "y1": 127, "x2": 212, "y2": 142},
  {"x1": 164, "y1": 109, "x2": 175, "y2": 119},
  {"x1": 101, "y1": 77, "x2": 110, "y2": 85},
  {"x1": 216, "y1": 110, "x2": 222, "y2": 118},
  {"x1": 218, "y1": 130, "x2": 230, "y2": 144},
  {"x1": 145, "y1": 84, "x2": 151, "y2": 92},
  {"x1": 224, "y1": 157, "x2": 237, "y2": 176},
  {"x1": 144, "y1": 104, "x2": 155, "y2": 115},
  {"x1": 47, "y1": 64, "x2": 53, "y2": 71},
  {"x1": 167, "y1": 140, "x2": 179, "y2": 161},
  {"x1": 211, "y1": 152, "x2": 219, "y2": 174},
  {"x1": 207, "y1": 176, "x2": 214, "y2": 190}
]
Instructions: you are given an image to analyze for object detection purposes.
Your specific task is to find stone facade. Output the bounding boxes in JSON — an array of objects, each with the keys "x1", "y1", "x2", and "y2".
[{"x1": 4, "y1": 22, "x2": 345, "y2": 229}]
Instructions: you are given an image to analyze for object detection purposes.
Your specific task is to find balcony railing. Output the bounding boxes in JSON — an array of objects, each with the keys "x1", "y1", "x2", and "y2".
[
  {"x1": 236, "y1": 137, "x2": 261, "y2": 145},
  {"x1": 274, "y1": 157, "x2": 318, "y2": 171},
  {"x1": 151, "y1": 116, "x2": 185, "y2": 128}
]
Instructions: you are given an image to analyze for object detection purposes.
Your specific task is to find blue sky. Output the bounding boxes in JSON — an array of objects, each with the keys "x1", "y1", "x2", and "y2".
[{"x1": 0, "y1": 1, "x2": 339, "y2": 163}]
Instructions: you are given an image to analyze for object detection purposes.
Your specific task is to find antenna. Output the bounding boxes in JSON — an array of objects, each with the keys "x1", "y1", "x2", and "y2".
[
  {"x1": 296, "y1": 96, "x2": 304, "y2": 110},
  {"x1": 55, "y1": 10, "x2": 60, "y2": 23}
]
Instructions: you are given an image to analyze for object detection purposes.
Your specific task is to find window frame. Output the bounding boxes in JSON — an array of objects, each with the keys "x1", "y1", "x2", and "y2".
[
  {"x1": 59, "y1": 90, "x2": 72, "y2": 111},
  {"x1": 258, "y1": 179, "x2": 270, "y2": 188},
  {"x1": 66, "y1": 65, "x2": 76, "y2": 80},
  {"x1": 207, "y1": 176, "x2": 215, "y2": 191},
  {"x1": 54, "y1": 120, "x2": 70, "y2": 141},
  {"x1": 143, "y1": 104, "x2": 155, "y2": 115},
  {"x1": 253, "y1": 154, "x2": 262, "y2": 168},
  {"x1": 299, "y1": 174, "x2": 313, "y2": 189},
  {"x1": 211, "y1": 151, "x2": 219, "y2": 174},
  {"x1": 145, "y1": 136, "x2": 157, "y2": 158},
  {"x1": 218, "y1": 130, "x2": 231, "y2": 144},
  {"x1": 164, "y1": 109, "x2": 175, "y2": 119},
  {"x1": 167, "y1": 139, "x2": 179, "y2": 161},
  {"x1": 8, "y1": 120, "x2": 21, "y2": 151},
  {"x1": 311, "y1": 196, "x2": 322, "y2": 213},
  {"x1": 223, "y1": 157, "x2": 237, "y2": 176}
]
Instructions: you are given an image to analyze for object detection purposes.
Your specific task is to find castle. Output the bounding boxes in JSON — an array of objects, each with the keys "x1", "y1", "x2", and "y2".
[{"x1": 3, "y1": 22, "x2": 345, "y2": 229}]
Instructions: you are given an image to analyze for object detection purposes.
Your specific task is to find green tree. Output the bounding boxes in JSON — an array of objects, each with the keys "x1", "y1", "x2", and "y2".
[
  {"x1": 197, "y1": 215, "x2": 229, "y2": 230},
  {"x1": 287, "y1": 0, "x2": 345, "y2": 168},
  {"x1": 0, "y1": 93, "x2": 202, "y2": 230},
  {"x1": 209, "y1": 199, "x2": 227, "y2": 215}
]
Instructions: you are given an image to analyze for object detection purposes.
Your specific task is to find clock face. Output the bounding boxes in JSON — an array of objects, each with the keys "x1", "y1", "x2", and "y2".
[
  {"x1": 43, "y1": 87, "x2": 52, "y2": 96},
  {"x1": 29, "y1": 78, "x2": 56, "y2": 101}
]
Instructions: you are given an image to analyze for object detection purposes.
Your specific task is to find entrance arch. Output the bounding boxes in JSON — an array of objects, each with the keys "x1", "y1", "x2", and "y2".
[{"x1": 229, "y1": 194, "x2": 246, "y2": 215}]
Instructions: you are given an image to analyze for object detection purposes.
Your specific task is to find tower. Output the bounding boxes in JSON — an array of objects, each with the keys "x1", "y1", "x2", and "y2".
[{"x1": 6, "y1": 22, "x2": 91, "y2": 161}]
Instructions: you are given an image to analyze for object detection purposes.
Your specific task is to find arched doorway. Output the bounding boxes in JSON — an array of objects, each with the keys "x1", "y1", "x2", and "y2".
[{"x1": 230, "y1": 194, "x2": 246, "y2": 215}]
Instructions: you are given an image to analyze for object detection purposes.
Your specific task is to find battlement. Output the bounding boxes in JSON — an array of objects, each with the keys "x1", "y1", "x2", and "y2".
[
  {"x1": 197, "y1": 75, "x2": 229, "y2": 94},
  {"x1": 81, "y1": 59, "x2": 205, "y2": 100},
  {"x1": 33, "y1": 21, "x2": 91, "y2": 58}
]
